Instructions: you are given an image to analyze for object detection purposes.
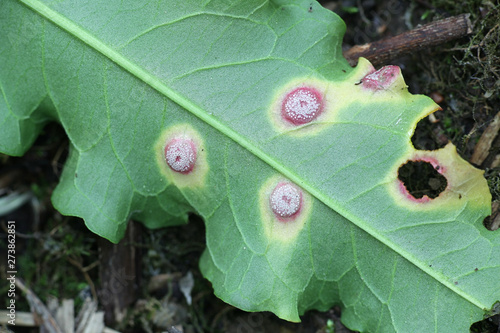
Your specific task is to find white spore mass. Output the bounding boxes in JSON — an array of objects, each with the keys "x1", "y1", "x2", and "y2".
[
  {"x1": 282, "y1": 87, "x2": 321, "y2": 125},
  {"x1": 165, "y1": 138, "x2": 196, "y2": 173},
  {"x1": 270, "y1": 182, "x2": 302, "y2": 218}
]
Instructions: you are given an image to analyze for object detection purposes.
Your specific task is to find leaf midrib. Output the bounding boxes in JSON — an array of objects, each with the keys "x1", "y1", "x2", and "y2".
[{"x1": 18, "y1": 0, "x2": 487, "y2": 310}]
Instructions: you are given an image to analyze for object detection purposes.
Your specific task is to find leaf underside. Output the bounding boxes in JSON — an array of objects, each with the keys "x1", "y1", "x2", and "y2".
[{"x1": 1, "y1": 0, "x2": 499, "y2": 332}]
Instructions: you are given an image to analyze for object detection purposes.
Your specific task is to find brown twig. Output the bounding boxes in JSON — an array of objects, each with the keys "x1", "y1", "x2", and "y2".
[
  {"x1": 470, "y1": 111, "x2": 500, "y2": 166},
  {"x1": 98, "y1": 220, "x2": 141, "y2": 327},
  {"x1": 66, "y1": 256, "x2": 99, "y2": 301},
  {"x1": 15, "y1": 278, "x2": 63, "y2": 333},
  {"x1": 344, "y1": 14, "x2": 473, "y2": 67}
]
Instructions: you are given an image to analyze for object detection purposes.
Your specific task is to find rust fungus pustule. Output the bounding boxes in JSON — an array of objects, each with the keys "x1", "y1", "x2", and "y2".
[
  {"x1": 361, "y1": 65, "x2": 401, "y2": 91},
  {"x1": 164, "y1": 138, "x2": 197, "y2": 174},
  {"x1": 281, "y1": 87, "x2": 323, "y2": 125},
  {"x1": 259, "y1": 176, "x2": 312, "y2": 242},
  {"x1": 270, "y1": 182, "x2": 303, "y2": 220}
]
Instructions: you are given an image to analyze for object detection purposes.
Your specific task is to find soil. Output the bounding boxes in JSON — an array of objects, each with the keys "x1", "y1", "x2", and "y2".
[{"x1": 1, "y1": 1, "x2": 499, "y2": 332}]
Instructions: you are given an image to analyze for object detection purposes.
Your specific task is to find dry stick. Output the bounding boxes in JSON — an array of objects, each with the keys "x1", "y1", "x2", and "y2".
[
  {"x1": 98, "y1": 220, "x2": 141, "y2": 327},
  {"x1": 343, "y1": 14, "x2": 473, "y2": 67},
  {"x1": 471, "y1": 111, "x2": 500, "y2": 166},
  {"x1": 15, "y1": 278, "x2": 64, "y2": 333},
  {"x1": 66, "y1": 256, "x2": 99, "y2": 301}
]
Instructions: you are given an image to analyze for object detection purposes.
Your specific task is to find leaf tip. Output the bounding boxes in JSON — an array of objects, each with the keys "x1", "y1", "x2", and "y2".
[{"x1": 360, "y1": 65, "x2": 404, "y2": 92}]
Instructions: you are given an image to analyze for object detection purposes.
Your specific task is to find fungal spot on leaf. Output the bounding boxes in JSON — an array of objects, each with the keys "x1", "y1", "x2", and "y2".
[
  {"x1": 398, "y1": 160, "x2": 448, "y2": 200},
  {"x1": 165, "y1": 138, "x2": 197, "y2": 174},
  {"x1": 281, "y1": 87, "x2": 323, "y2": 125},
  {"x1": 269, "y1": 78, "x2": 337, "y2": 136},
  {"x1": 361, "y1": 65, "x2": 401, "y2": 91},
  {"x1": 259, "y1": 176, "x2": 312, "y2": 242},
  {"x1": 270, "y1": 182, "x2": 303, "y2": 220},
  {"x1": 155, "y1": 124, "x2": 208, "y2": 188}
]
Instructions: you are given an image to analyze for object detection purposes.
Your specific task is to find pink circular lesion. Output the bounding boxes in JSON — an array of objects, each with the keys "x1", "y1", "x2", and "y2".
[
  {"x1": 164, "y1": 138, "x2": 197, "y2": 174},
  {"x1": 281, "y1": 87, "x2": 324, "y2": 125},
  {"x1": 269, "y1": 181, "x2": 303, "y2": 221},
  {"x1": 361, "y1": 65, "x2": 401, "y2": 91}
]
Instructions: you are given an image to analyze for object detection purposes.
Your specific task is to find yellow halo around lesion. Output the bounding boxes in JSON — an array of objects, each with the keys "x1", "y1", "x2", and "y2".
[
  {"x1": 384, "y1": 143, "x2": 490, "y2": 212},
  {"x1": 154, "y1": 123, "x2": 209, "y2": 188},
  {"x1": 267, "y1": 61, "x2": 380, "y2": 137},
  {"x1": 258, "y1": 175, "x2": 313, "y2": 243},
  {"x1": 268, "y1": 77, "x2": 337, "y2": 137}
]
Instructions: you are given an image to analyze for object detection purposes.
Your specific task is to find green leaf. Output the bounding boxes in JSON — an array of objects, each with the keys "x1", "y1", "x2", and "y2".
[{"x1": 1, "y1": 0, "x2": 498, "y2": 331}]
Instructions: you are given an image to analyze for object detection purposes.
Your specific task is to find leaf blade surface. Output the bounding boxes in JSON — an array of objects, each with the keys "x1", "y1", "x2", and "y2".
[{"x1": 1, "y1": 0, "x2": 498, "y2": 331}]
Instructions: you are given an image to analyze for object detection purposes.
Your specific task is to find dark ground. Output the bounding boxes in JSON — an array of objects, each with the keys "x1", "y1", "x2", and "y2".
[{"x1": 1, "y1": 0, "x2": 499, "y2": 332}]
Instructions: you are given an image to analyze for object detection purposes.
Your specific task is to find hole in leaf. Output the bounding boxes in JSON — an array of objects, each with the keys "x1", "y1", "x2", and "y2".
[
  {"x1": 411, "y1": 115, "x2": 448, "y2": 151},
  {"x1": 397, "y1": 161, "x2": 447, "y2": 199},
  {"x1": 483, "y1": 203, "x2": 500, "y2": 231},
  {"x1": 483, "y1": 216, "x2": 493, "y2": 230}
]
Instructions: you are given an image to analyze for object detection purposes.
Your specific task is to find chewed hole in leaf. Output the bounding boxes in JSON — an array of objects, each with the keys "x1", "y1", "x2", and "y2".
[
  {"x1": 483, "y1": 202, "x2": 500, "y2": 231},
  {"x1": 165, "y1": 138, "x2": 197, "y2": 174},
  {"x1": 411, "y1": 115, "x2": 448, "y2": 151},
  {"x1": 270, "y1": 182, "x2": 303, "y2": 220},
  {"x1": 281, "y1": 87, "x2": 323, "y2": 125},
  {"x1": 398, "y1": 161, "x2": 447, "y2": 200}
]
